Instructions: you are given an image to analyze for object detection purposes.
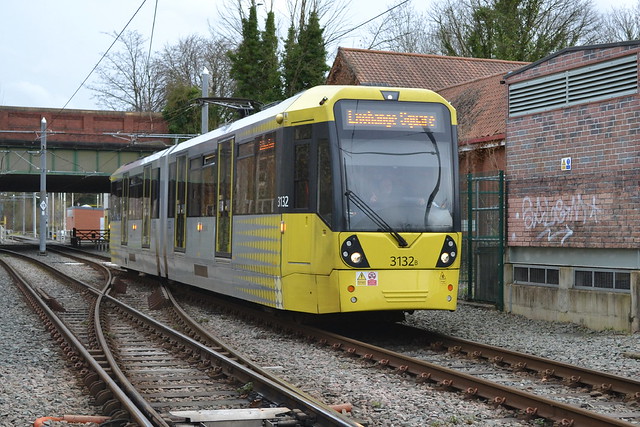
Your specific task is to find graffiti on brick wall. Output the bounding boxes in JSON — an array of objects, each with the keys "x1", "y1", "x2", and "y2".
[{"x1": 518, "y1": 194, "x2": 600, "y2": 245}]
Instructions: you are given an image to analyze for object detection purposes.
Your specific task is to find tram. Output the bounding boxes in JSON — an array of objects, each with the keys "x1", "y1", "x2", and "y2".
[{"x1": 110, "y1": 85, "x2": 461, "y2": 315}]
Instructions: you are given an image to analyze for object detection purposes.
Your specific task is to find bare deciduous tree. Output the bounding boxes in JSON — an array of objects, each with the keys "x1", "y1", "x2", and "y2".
[
  {"x1": 90, "y1": 31, "x2": 166, "y2": 112},
  {"x1": 598, "y1": 0, "x2": 640, "y2": 43},
  {"x1": 157, "y1": 34, "x2": 234, "y2": 98},
  {"x1": 362, "y1": 1, "x2": 439, "y2": 54}
]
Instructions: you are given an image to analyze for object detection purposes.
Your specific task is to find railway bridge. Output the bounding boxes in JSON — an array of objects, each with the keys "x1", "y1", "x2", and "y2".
[{"x1": 0, "y1": 106, "x2": 180, "y2": 193}]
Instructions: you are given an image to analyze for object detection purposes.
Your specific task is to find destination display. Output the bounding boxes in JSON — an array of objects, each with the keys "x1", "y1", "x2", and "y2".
[{"x1": 338, "y1": 100, "x2": 446, "y2": 132}]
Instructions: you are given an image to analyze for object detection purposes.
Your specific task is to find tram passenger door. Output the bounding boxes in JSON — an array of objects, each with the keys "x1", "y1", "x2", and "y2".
[{"x1": 216, "y1": 138, "x2": 233, "y2": 257}]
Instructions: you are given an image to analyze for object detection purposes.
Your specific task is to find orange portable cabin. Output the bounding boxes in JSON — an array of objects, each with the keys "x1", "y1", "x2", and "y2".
[{"x1": 66, "y1": 205, "x2": 105, "y2": 231}]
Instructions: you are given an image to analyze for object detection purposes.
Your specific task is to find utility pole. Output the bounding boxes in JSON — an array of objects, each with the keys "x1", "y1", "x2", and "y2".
[
  {"x1": 39, "y1": 117, "x2": 47, "y2": 255},
  {"x1": 201, "y1": 67, "x2": 210, "y2": 134}
]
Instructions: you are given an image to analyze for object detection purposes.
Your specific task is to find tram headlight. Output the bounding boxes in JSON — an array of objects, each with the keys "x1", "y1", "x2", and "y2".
[
  {"x1": 436, "y1": 235, "x2": 458, "y2": 268},
  {"x1": 350, "y1": 252, "x2": 363, "y2": 264},
  {"x1": 341, "y1": 235, "x2": 370, "y2": 268}
]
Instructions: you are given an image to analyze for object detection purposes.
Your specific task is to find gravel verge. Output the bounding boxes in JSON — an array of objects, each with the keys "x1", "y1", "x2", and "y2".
[{"x1": 1, "y1": 251, "x2": 638, "y2": 426}]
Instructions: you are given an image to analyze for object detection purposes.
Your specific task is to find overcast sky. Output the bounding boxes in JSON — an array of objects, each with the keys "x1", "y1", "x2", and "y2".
[{"x1": 0, "y1": 0, "x2": 636, "y2": 111}]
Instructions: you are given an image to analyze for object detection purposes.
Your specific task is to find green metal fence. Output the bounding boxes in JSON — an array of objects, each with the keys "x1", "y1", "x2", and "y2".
[{"x1": 460, "y1": 171, "x2": 505, "y2": 309}]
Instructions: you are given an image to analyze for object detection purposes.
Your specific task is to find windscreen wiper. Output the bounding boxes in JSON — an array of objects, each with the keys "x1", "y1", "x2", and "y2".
[
  {"x1": 424, "y1": 129, "x2": 442, "y2": 227},
  {"x1": 345, "y1": 190, "x2": 408, "y2": 247}
]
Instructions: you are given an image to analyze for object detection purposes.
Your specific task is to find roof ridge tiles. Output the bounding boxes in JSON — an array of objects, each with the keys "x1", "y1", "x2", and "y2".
[{"x1": 337, "y1": 47, "x2": 528, "y2": 65}]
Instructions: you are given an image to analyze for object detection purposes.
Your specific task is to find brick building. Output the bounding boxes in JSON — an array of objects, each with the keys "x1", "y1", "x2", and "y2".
[{"x1": 503, "y1": 41, "x2": 640, "y2": 331}]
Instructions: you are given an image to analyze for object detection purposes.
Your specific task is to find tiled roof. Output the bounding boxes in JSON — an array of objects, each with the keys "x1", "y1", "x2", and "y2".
[
  {"x1": 440, "y1": 72, "x2": 509, "y2": 144},
  {"x1": 327, "y1": 47, "x2": 527, "y2": 90}
]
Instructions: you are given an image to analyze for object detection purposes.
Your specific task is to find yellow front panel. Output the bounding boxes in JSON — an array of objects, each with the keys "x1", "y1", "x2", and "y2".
[
  {"x1": 346, "y1": 232, "x2": 462, "y2": 270},
  {"x1": 335, "y1": 269, "x2": 459, "y2": 312}
]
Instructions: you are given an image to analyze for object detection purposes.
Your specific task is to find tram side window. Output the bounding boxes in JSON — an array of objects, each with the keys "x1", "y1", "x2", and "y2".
[
  {"x1": 110, "y1": 179, "x2": 122, "y2": 222},
  {"x1": 129, "y1": 174, "x2": 143, "y2": 220},
  {"x1": 235, "y1": 140, "x2": 256, "y2": 215},
  {"x1": 318, "y1": 138, "x2": 333, "y2": 226},
  {"x1": 202, "y1": 153, "x2": 216, "y2": 216},
  {"x1": 151, "y1": 168, "x2": 160, "y2": 219},
  {"x1": 168, "y1": 162, "x2": 176, "y2": 217},
  {"x1": 188, "y1": 157, "x2": 202, "y2": 217},
  {"x1": 256, "y1": 132, "x2": 276, "y2": 213}
]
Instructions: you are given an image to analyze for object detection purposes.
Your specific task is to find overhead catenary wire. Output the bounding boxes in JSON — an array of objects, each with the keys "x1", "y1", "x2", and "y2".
[{"x1": 327, "y1": 0, "x2": 411, "y2": 44}]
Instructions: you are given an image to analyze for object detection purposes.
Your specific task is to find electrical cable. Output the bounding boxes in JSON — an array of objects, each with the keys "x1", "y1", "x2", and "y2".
[
  {"x1": 147, "y1": 0, "x2": 158, "y2": 67},
  {"x1": 327, "y1": 0, "x2": 411, "y2": 44},
  {"x1": 40, "y1": 0, "x2": 149, "y2": 136}
]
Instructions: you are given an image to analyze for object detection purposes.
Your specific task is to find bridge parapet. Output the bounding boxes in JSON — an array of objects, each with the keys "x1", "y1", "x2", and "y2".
[{"x1": 0, "y1": 106, "x2": 174, "y2": 149}]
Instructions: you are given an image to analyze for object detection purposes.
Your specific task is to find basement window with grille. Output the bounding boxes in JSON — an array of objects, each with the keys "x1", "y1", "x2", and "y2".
[
  {"x1": 509, "y1": 54, "x2": 638, "y2": 116},
  {"x1": 574, "y1": 269, "x2": 631, "y2": 292},
  {"x1": 513, "y1": 265, "x2": 559, "y2": 286}
]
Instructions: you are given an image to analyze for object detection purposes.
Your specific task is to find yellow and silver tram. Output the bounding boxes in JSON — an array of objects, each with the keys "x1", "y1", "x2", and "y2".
[{"x1": 110, "y1": 85, "x2": 461, "y2": 316}]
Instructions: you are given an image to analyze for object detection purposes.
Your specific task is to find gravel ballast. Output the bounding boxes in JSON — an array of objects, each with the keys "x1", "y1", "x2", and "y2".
[{"x1": 1, "y1": 256, "x2": 638, "y2": 426}]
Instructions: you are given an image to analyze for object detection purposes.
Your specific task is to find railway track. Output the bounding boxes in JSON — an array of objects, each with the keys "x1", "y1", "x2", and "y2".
[
  {"x1": 0, "y1": 247, "x2": 360, "y2": 426},
  {"x1": 7, "y1": 242, "x2": 639, "y2": 425},
  {"x1": 170, "y1": 285, "x2": 640, "y2": 427}
]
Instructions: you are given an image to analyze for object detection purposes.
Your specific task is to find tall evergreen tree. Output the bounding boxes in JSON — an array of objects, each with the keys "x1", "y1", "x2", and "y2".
[
  {"x1": 282, "y1": 8, "x2": 328, "y2": 96},
  {"x1": 228, "y1": 1, "x2": 282, "y2": 106},
  {"x1": 261, "y1": 9, "x2": 282, "y2": 104},
  {"x1": 300, "y1": 10, "x2": 329, "y2": 88},
  {"x1": 282, "y1": 24, "x2": 303, "y2": 97},
  {"x1": 228, "y1": 1, "x2": 262, "y2": 100},
  {"x1": 162, "y1": 82, "x2": 201, "y2": 135}
]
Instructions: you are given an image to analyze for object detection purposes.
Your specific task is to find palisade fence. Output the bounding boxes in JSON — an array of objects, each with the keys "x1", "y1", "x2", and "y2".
[{"x1": 459, "y1": 171, "x2": 505, "y2": 309}]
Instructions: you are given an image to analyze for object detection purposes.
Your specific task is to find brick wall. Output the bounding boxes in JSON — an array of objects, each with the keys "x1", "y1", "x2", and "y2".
[
  {"x1": 0, "y1": 106, "x2": 170, "y2": 146},
  {"x1": 506, "y1": 46, "x2": 640, "y2": 249}
]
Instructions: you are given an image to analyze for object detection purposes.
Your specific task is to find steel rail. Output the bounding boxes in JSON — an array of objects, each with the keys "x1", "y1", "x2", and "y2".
[
  {"x1": 5, "y1": 247, "x2": 182, "y2": 425},
  {"x1": 299, "y1": 325, "x2": 637, "y2": 427},
  {"x1": 2, "y1": 248, "x2": 359, "y2": 426},
  {"x1": 94, "y1": 289, "x2": 173, "y2": 426},
  {"x1": 0, "y1": 255, "x2": 154, "y2": 426},
  {"x1": 413, "y1": 326, "x2": 640, "y2": 398},
  {"x1": 102, "y1": 292, "x2": 362, "y2": 427},
  {"x1": 170, "y1": 290, "x2": 638, "y2": 426},
  {"x1": 163, "y1": 284, "x2": 347, "y2": 412}
]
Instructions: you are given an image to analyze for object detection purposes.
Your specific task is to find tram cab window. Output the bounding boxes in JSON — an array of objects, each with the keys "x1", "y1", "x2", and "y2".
[
  {"x1": 317, "y1": 138, "x2": 332, "y2": 226},
  {"x1": 294, "y1": 143, "x2": 310, "y2": 209}
]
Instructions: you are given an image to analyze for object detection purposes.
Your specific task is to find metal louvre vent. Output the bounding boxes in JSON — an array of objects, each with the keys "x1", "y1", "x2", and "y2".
[
  {"x1": 509, "y1": 54, "x2": 638, "y2": 116},
  {"x1": 574, "y1": 269, "x2": 631, "y2": 292},
  {"x1": 513, "y1": 265, "x2": 559, "y2": 286}
]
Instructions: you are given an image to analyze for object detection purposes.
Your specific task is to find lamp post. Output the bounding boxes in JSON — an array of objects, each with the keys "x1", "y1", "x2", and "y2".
[
  {"x1": 39, "y1": 117, "x2": 47, "y2": 255},
  {"x1": 201, "y1": 67, "x2": 209, "y2": 134}
]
